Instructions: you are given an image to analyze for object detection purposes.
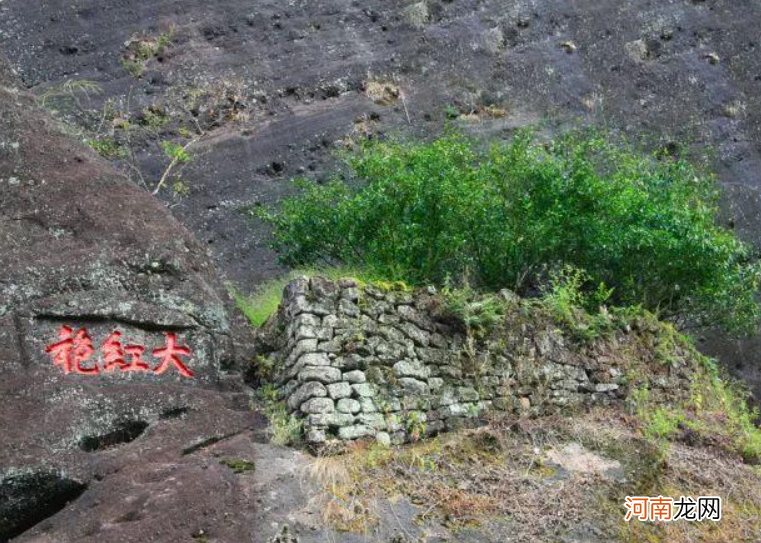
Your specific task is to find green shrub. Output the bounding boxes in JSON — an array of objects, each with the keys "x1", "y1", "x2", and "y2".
[
  {"x1": 88, "y1": 136, "x2": 126, "y2": 159},
  {"x1": 259, "y1": 130, "x2": 760, "y2": 334},
  {"x1": 537, "y1": 266, "x2": 617, "y2": 341}
]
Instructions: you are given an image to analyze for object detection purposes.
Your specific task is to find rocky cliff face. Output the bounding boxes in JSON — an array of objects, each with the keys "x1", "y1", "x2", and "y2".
[
  {"x1": 0, "y1": 0, "x2": 759, "y2": 400},
  {"x1": 0, "y1": 55, "x2": 259, "y2": 543}
]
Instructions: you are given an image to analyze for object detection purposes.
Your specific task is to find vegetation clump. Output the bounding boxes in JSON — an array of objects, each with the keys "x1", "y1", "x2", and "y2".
[
  {"x1": 122, "y1": 27, "x2": 175, "y2": 77},
  {"x1": 220, "y1": 458, "x2": 256, "y2": 474},
  {"x1": 259, "y1": 385, "x2": 303, "y2": 447},
  {"x1": 259, "y1": 130, "x2": 760, "y2": 335},
  {"x1": 633, "y1": 365, "x2": 761, "y2": 465}
]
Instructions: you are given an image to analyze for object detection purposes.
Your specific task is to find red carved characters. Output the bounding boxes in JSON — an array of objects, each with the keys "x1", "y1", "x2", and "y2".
[
  {"x1": 152, "y1": 333, "x2": 194, "y2": 378},
  {"x1": 44, "y1": 327, "x2": 193, "y2": 378},
  {"x1": 102, "y1": 331, "x2": 128, "y2": 372},
  {"x1": 44, "y1": 325, "x2": 99, "y2": 375},
  {"x1": 125, "y1": 345, "x2": 151, "y2": 372}
]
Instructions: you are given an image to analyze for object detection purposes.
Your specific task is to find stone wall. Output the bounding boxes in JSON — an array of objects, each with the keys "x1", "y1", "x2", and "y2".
[{"x1": 257, "y1": 277, "x2": 694, "y2": 446}]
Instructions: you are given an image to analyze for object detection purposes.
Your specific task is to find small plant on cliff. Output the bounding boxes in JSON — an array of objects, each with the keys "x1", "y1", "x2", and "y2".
[
  {"x1": 153, "y1": 140, "x2": 195, "y2": 195},
  {"x1": 260, "y1": 384, "x2": 302, "y2": 446},
  {"x1": 443, "y1": 279, "x2": 506, "y2": 336},
  {"x1": 38, "y1": 78, "x2": 102, "y2": 109},
  {"x1": 88, "y1": 136, "x2": 127, "y2": 159},
  {"x1": 259, "y1": 130, "x2": 760, "y2": 335},
  {"x1": 122, "y1": 26, "x2": 176, "y2": 78}
]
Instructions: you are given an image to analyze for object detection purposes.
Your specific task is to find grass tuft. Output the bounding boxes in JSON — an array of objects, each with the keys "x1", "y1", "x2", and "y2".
[{"x1": 231, "y1": 266, "x2": 395, "y2": 328}]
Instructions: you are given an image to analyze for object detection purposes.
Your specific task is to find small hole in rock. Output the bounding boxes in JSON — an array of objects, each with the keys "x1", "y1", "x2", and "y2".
[
  {"x1": 79, "y1": 420, "x2": 149, "y2": 452},
  {"x1": 160, "y1": 406, "x2": 190, "y2": 419},
  {"x1": 0, "y1": 472, "x2": 87, "y2": 541}
]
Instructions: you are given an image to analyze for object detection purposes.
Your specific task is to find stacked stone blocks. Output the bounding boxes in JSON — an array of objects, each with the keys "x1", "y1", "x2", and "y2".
[{"x1": 262, "y1": 276, "x2": 689, "y2": 446}]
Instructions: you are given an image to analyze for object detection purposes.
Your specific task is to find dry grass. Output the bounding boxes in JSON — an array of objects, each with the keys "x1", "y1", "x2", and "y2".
[
  {"x1": 364, "y1": 79, "x2": 401, "y2": 106},
  {"x1": 302, "y1": 409, "x2": 761, "y2": 541},
  {"x1": 458, "y1": 104, "x2": 509, "y2": 122},
  {"x1": 302, "y1": 442, "x2": 384, "y2": 532}
]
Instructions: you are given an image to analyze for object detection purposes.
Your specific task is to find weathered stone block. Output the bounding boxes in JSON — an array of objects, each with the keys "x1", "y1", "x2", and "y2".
[
  {"x1": 338, "y1": 425, "x2": 372, "y2": 440},
  {"x1": 458, "y1": 387, "x2": 480, "y2": 402},
  {"x1": 343, "y1": 370, "x2": 367, "y2": 384},
  {"x1": 300, "y1": 366, "x2": 342, "y2": 384},
  {"x1": 351, "y1": 383, "x2": 374, "y2": 397},
  {"x1": 417, "y1": 347, "x2": 449, "y2": 365},
  {"x1": 398, "y1": 322, "x2": 430, "y2": 347},
  {"x1": 285, "y1": 338, "x2": 318, "y2": 364},
  {"x1": 439, "y1": 365, "x2": 462, "y2": 379},
  {"x1": 309, "y1": 413, "x2": 355, "y2": 427},
  {"x1": 298, "y1": 352, "x2": 331, "y2": 367},
  {"x1": 378, "y1": 326, "x2": 406, "y2": 344},
  {"x1": 338, "y1": 278, "x2": 358, "y2": 289},
  {"x1": 595, "y1": 383, "x2": 619, "y2": 393},
  {"x1": 301, "y1": 397, "x2": 335, "y2": 414},
  {"x1": 322, "y1": 314, "x2": 343, "y2": 329},
  {"x1": 436, "y1": 387, "x2": 457, "y2": 407},
  {"x1": 428, "y1": 377, "x2": 444, "y2": 391},
  {"x1": 337, "y1": 398, "x2": 362, "y2": 414},
  {"x1": 398, "y1": 377, "x2": 428, "y2": 395},
  {"x1": 378, "y1": 313, "x2": 400, "y2": 325},
  {"x1": 341, "y1": 287, "x2": 360, "y2": 302},
  {"x1": 311, "y1": 276, "x2": 340, "y2": 298},
  {"x1": 401, "y1": 395, "x2": 430, "y2": 411},
  {"x1": 316, "y1": 340, "x2": 341, "y2": 353},
  {"x1": 339, "y1": 298, "x2": 360, "y2": 317},
  {"x1": 440, "y1": 403, "x2": 468, "y2": 418},
  {"x1": 393, "y1": 359, "x2": 430, "y2": 380},
  {"x1": 359, "y1": 397, "x2": 377, "y2": 413},
  {"x1": 358, "y1": 413, "x2": 386, "y2": 430},
  {"x1": 291, "y1": 295, "x2": 334, "y2": 317},
  {"x1": 327, "y1": 381, "x2": 352, "y2": 399},
  {"x1": 287, "y1": 381, "x2": 327, "y2": 412}
]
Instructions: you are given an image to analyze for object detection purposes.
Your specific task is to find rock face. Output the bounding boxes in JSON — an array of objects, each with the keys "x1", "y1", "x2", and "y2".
[
  {"x1": 258, "y1": 277, "x2": 695, "y2": 446},
  {"x1": 0, "y1": 56, "x2": 259, "y2": 542},
  {"x1": 0, "y1": 57, "x2": 235, "y2": 384}
]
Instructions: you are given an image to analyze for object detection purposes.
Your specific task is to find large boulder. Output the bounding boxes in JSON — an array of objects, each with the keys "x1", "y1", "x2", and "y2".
[{"x1": 0, "y1": 56, "x2": 255, "y2": 542}]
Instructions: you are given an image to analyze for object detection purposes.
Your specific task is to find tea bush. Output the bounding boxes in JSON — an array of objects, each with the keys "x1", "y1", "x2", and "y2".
[{"x1": 259, "y1": 131, "x2": 760, "y2": 334}]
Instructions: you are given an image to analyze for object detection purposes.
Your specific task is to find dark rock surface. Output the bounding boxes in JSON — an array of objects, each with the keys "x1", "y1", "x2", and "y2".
[
  {"x1": 0, "y1": 0, "x2": 759, "y2": 399},
  {"x1": 0, "y1": 55, "x2": 264, "y2": 542}
]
